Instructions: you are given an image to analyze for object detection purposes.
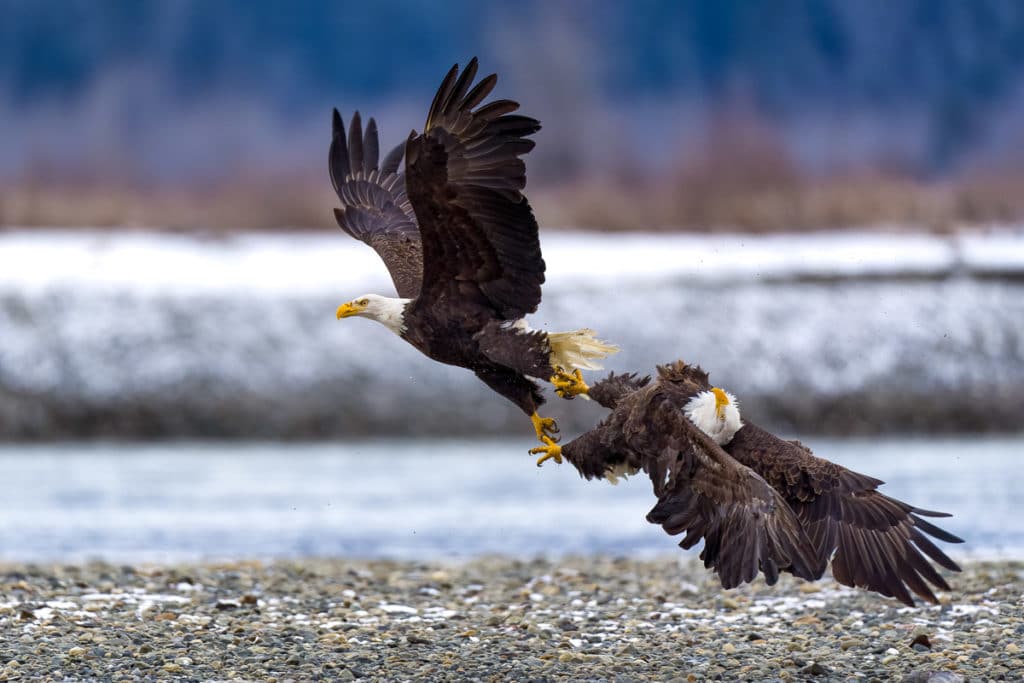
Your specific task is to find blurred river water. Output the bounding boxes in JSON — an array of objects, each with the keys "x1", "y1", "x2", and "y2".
[{"x1": 0, "y1": 436, "x2": 1019, "y2": 563}]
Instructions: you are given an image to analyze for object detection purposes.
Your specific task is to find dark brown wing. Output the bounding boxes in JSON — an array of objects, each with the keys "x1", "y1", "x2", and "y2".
[
  {"x1": 404, "y1": 58, "x2": 544, "y2": 320},
  {"x1": 726, "y1": 423, "x2": 963, "y2": 605},
  {"x1": 330, "y1": 109, "x2": 422, "y2": 298},
  {"x1": 587, "y1": 372, "x2": 652, "y2": 410},
  {"x1": 562, "y1": 424, "x2": 632, "y2": 482},
  {"x1": 620, "y1": 387, "x2": 820, "y2": 588},
  {"x1": 473, "y1": 321, "x2": 552, "y2": 379}
]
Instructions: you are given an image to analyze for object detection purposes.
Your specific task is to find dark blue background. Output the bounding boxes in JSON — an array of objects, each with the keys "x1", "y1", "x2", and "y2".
[{"x1": 4, "y1": 0, "x2": 1024, "y2": 180}]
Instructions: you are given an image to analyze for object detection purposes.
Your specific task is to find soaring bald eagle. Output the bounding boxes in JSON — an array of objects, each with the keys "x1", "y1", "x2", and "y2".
[
  {"x1": 545, "y1": 362, "x2": 963, "y2": 604},
  {"x1": 329, "y1": 58, "x2": 616, "y2": 453}
]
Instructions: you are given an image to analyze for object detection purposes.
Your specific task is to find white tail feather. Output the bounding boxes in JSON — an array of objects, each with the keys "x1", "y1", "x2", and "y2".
[
  {"x1": 604, "y1": 462, "x2": 640, "y2": 485},
  {"x1": 548, "y1": 328, "x2": 619, "y2": 371}
]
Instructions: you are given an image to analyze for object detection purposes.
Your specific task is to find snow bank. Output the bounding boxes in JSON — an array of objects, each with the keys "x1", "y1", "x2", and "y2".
[
  {"x1": 4, "y1": 228, "x2": 1023, "y2": 292},
  {"x1": 1, "y1": 228, "x2": 1023, "y2": 438}
]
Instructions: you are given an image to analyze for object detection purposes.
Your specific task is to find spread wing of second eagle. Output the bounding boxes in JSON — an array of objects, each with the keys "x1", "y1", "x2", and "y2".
[
  {"x1": 554, "y1": 363, "x2": 964, "y2": 605},
  {"x1": 329, "y1": 58, "x2": 617, "y2": 453}
]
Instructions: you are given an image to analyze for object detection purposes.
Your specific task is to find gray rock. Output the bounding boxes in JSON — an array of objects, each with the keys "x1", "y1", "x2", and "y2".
[{"x1": 901, "y1": 672, "x2": 966, "y2": 683}]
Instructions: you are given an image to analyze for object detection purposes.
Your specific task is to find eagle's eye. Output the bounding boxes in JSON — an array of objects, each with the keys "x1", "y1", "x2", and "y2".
[{"x1": 358, "y1": 298, "x2": 369, "y2": 306}]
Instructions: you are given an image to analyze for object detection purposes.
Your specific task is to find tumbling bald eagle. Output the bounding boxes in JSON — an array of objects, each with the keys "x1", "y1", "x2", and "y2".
[
  {"x1": 544, "y1": 362, "x2": 963, "y2": 605},
  {"x1": 330, "y1": 58, "x2": 616, "y2": 452}
]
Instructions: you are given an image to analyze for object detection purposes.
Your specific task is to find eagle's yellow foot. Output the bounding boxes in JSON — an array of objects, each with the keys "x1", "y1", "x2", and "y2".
[
  {"x1": 551, "y1": 367, "x2": 589, "y2": 400},
  {"x1": 530, "y1": 436, "x2": 563, "y2": 467},
  {"x1": 530, "y1": 411, "x2": 559, "y2": 442}
]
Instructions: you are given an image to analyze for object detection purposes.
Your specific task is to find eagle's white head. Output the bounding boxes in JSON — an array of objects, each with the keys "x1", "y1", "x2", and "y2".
[
  {"x1": 336, "y1": 294, "x2": 409, "y2": 335},
  {"x1": 684, "y1": 387, "x2": 743, "y2": 445}
]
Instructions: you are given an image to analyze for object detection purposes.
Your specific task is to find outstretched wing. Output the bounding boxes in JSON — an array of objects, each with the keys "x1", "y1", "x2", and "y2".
[
  {"x1": 404, "y1": 58, "x2": 544, "y2": 320},
  {"x1": 726, "y1": 423, "x2": 963, "y2": 605},
  {"x1": 330, "y1": 110, "x2": 422, "y2": 298},
  {"x1": 615, "y1": 388, "x2": 820, "y2": 589}
]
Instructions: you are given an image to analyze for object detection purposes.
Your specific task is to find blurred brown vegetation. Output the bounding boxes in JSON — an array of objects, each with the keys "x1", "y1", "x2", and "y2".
[
  {"x1": 6, "y1": 173, "x2": 1022, "y2": 233},
  {"x1": 532, "y1": 172, "x2": 1024, "y2": 234},
  {"x1": 0, "y1": 173, "x2": 334, "y2": 232},
  {"x1": 4, "y1": 120, "x2": 1024, "y2": 233},
  {"x1": 533, "y1": 117, "x2": 1024, "y2": 233}
]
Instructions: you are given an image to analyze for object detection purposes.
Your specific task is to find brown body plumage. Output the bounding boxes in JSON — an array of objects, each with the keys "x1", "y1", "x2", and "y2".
[{"x1": 561, "y1": 362, "x2": 963, "y2": 605}]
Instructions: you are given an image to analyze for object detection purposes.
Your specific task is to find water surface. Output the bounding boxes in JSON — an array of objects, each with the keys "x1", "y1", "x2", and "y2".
[{"x1": 0, "y1": 436, "x2": 1018, "y2": 563}]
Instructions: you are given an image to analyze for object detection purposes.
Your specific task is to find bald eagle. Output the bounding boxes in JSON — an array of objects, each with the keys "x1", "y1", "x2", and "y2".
[
  {"x1": 544, "y1": 362, "x2": 963, "y2": 604},
  {"x1": 329, "y1": 58, "x2": 616, "y2": 453}
]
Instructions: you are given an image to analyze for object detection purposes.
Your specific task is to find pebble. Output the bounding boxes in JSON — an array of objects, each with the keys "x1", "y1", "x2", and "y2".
[
  {"x1": 0, "y1": 557, "x2": 1015, "y2": 681},
  {"x1": 902, "y1": 672, "x2": 965, "y2": 683}
]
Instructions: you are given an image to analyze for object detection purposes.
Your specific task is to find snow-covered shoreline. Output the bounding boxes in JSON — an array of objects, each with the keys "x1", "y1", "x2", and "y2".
[
  {"x1": 3, "y1": 227, "x2": 1024, "y2": 293},
  {"x1": 2, "y1": 228, "x2": 1023, "y2": 438}
]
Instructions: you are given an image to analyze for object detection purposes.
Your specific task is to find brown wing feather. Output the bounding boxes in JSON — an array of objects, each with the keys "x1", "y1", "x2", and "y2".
[
  {"x1": 473, "y1": 322, "x2": 553, "y2": 379},
  {"x1": 587, "y1": 372, "x2": 652, "y2": 410},
  {"x1": 725, "y1": 423, "x2": 963, "y2": 605},
  {"x1": 329, "y1": 109, "x2": 423, "y2": 298},
  {"x1": 618, "y1": 386, "x2": 820, "y2": 588},
  {"x1": 562, "y1": 425, "x2": 633, "y2": 482},
  {"x1": 404, "y1": 58, "x2": 544, "y2": 320}
]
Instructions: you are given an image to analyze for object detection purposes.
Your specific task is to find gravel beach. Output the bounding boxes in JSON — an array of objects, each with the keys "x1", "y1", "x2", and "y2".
[{"x1": 0, "y1": 557, "x2": 1018, "y2": 682}]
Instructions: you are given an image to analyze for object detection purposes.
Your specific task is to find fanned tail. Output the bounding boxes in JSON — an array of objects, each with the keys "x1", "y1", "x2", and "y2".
[{"x1": 548, "y1": 329, "x2": 619, "y2": 372}]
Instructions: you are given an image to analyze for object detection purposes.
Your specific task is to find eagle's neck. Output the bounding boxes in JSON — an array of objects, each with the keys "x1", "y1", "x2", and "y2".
[
  {"x1": 366, "y1": 297, "x2": 410, "y2": 335},
  {"x1": 684, "y1": 389, "x2": 743, "y2": 445}
]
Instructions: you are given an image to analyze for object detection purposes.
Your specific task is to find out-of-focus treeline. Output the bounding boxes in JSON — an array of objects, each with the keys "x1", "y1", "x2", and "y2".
[{"x1": 3, "y1": 0, "x2": 1024, "y2": 231}]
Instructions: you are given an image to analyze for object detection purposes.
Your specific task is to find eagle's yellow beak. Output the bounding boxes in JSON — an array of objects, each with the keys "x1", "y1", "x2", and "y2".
[
  {"x1": 711, "y1": 387, "x2": 730, "y2": 420},
  {"x1": 336, "y1": 302, "x2": 361, "y2": 319}
]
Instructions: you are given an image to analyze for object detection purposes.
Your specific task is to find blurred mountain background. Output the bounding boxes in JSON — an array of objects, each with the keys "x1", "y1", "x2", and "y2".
[{"x1": 5, "y1": 0, "x2": 1024, "y2": 230}]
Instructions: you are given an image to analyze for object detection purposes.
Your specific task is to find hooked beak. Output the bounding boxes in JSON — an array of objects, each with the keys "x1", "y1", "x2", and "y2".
[
  {"x1": 336, "y1": 302, "x2": 360, "y2": 319},
  {"x1": 711, "y1": 387, "x2": 730, "y2": 420}
]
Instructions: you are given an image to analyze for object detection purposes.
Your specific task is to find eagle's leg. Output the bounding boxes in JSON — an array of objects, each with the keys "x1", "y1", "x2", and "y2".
[
  {"x1": 530, "y1": 411, "x2": 559, "y2": 442},
  {"x1": 529, "y1": 436, "x2": 563, "y2": 467},
  {"x1": 551, "y1": 367, "x2": 590, "y2": 400}
]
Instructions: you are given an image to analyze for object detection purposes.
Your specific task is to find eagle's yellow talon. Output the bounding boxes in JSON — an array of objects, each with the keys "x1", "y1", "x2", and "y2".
[
  {"x1": 530, "y1": 437, "x2": 563, "y2": 466},
  {"x1": 530, "y1": 411, "x2": 559, "y2": 442},
  {"x1": 551, "y1": 367, "x2": 589, "y2": 400}
]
